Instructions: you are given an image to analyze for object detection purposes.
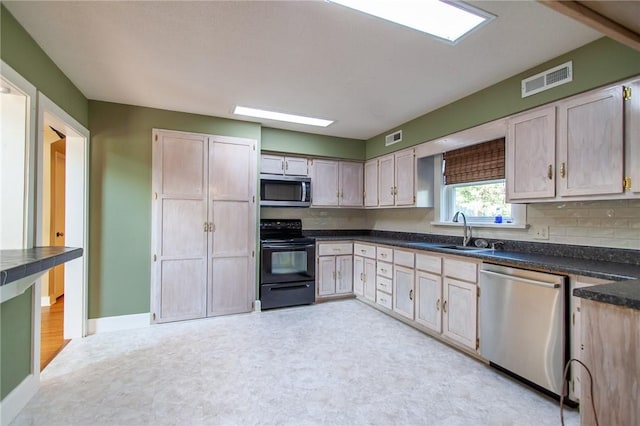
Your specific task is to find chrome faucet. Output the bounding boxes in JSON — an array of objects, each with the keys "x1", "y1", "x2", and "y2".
[{"x1": 452, "y1": 211, "x2": 472, "y2": 247}]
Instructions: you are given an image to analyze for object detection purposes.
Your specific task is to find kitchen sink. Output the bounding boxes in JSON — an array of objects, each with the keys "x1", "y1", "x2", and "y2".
[
  {"x1": 404, "y1": 242, "x2": 491, "y2": 252},
  {"x1": 438, "y1": 245, "x2": 492, "y2": 251}
]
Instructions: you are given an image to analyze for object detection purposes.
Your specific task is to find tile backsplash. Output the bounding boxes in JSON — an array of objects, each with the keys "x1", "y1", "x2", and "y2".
[
  {"x1": 261, "y1": 199, "x2": 640, "y2": 250},
  {"x1": 260, "y1": 208, "x2": 369, "y2": 230}
]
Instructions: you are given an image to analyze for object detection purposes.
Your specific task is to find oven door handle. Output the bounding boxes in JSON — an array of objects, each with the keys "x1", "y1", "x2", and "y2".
[
  {"x1": 261, "y1": 243, "x2": 315, "y2": 249},
  {"x1": 270, "y1": 283, "x2": 311, "y2": 291}
]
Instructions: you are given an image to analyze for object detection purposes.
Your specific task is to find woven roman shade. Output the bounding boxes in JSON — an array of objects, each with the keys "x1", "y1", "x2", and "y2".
[{"x1": 443, "y1": 138, "x2": 505, "y2": 185}]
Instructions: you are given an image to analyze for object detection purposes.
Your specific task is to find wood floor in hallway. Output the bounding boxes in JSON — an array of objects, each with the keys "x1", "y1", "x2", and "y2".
[{"x1": 40, "y1": 296, "x2": 70, "y2": 371}]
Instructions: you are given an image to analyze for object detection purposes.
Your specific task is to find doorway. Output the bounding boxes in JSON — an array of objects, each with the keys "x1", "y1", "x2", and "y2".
[
  {"x1": 35, "y1": 92, "x2": 89, "y2": 371},
  {"x1": 40, "y1": 131, "x2": 70, "y2": 370}
]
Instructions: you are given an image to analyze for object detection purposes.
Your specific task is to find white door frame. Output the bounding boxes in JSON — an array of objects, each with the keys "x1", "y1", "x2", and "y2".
[
  {"x1": 36, "y1": 92, "x2": 90, "y2": 341},
  {"x1": 0, "y1": 60, "x2": 38, "y2": 426}
]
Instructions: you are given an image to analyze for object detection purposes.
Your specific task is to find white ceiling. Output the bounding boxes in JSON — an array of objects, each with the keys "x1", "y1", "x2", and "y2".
[{"x1": 4, "y1": 1, "x2": 603, "y2": 140}]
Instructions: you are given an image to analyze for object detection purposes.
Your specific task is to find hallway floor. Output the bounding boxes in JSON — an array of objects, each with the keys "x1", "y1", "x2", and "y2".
[
  {"x1": 14, "y1": 299, "x2": 578, "y2": 426},
  {"x1": 40, "y1": 296, "x2": 69, "y2": 371}
]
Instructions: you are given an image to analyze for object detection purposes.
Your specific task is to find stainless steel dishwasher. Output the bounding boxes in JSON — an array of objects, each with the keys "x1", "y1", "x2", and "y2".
[{"x1": 478, "y1": 263, "x2": 567, "y2": 398}]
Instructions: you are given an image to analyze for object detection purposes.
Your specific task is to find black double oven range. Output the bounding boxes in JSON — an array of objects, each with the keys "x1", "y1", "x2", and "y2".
[{"x1": 259, "y1": 219, "x2": 316, "y2": 310}]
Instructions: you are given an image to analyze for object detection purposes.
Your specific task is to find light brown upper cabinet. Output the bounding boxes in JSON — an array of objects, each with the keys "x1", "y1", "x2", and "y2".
[
  {"x1": 506, "y1": 80, "x2": 638, "y2": 202},
  {"x1": 151, "y1": 129, "x2": 257, "y2": 323},
  {"x1": 627, "y1": 79, "x2": 639, "y2": 195},
  {"x1": 374, "y1": 148, "x2": 416, "y2": 208},
  {"x1": 506, "y1": 106, "x2": 557, "y2": 201},
  {"x1": 311, "y1": 159, "x2": 363, "y2": 207},
  {"x1": 557, "y1": 86, "x2": 624, "y2": 197},
  {"x1": 364, "y1": 159, "x2": 379, "y2": 207},
  {"x1": 261, "y1": 154, "x2": 308, "y2": 176}
]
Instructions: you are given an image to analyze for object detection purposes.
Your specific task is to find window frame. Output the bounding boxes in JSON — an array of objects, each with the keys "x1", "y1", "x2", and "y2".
[{"x1": 433, "y1": 154, "x2": 527, "y2": 228}]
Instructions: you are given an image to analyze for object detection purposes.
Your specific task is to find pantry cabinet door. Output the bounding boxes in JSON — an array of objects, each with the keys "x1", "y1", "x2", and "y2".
[
  {"x1": 506, "y1": 106, "x2": 556, "y2": 201},
  {"x1": 208, "y1": 136, "x2": 256, "y2": 316},
  {"x1": 312, "y1": 159, "x2": 340, "y2": 206},
  {"x1": 395, "y1": 149, "x2": 415, "y2": 206},
  {"x1": 340, "y1": 162, "x2": 364, "y2": 207},
  {"x1": 557, "y1": 86, "x2": 624, "y2": 197},
  {"x1": 443, "y1": 277, "x2": 477, "y2": 350},
  {"x1": 152, "y1": 130, "x2": 208, "y2": 323},
  {"x1": 364, "y1": 159, "x2": 379, "y2": 207},
  {"x1": 415, "y1": 270, "x2": 442, "y2": 333},
  {"x1": 378, "y1": 154, "x2": 395, "y2": 206}
]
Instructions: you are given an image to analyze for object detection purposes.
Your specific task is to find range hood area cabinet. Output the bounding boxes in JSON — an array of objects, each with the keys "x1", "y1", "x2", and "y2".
[
  {"x1": 506, "y1": 78, "x2": 640, "y2": 203},
  {"x1": 261, "y1": 154, "x2": 308, "y2": 176}
]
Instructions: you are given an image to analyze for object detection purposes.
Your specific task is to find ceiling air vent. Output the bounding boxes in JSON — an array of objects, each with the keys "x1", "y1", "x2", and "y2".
[
  {"x1": 521, "y1": 61, "x2": 572, "y2": 98},
  {"x1": 385, "y1": 130, "x2": 402, "y2": 146}
]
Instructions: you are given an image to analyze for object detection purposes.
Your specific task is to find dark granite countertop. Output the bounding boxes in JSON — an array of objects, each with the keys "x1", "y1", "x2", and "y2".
[
  {"x1": 573, "y1": 279, "x2": 640, "y2": 310},
  {"x1": 310, "y1": 233, "x2": 640, "y2": 281},
  {"x1": 1, "y1": 247, "x2": 83, "y2": 286}
]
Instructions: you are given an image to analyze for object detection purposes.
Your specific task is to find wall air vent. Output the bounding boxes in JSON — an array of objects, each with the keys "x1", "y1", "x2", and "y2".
[
  {"x1": 521, "y1": 61, "x2": 573, "y2": 98},
  {"x1": 385, "y1": 130, "x2": 403, "y2": 146}
]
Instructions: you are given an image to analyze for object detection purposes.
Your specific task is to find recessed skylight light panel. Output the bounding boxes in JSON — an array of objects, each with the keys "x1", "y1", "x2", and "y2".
[
  {"x1": 329, "y1": 0, "x2": 494, "y2": 43},
  {"x1": 233, "y1": 106, "x2": 334, "y2": 127}
]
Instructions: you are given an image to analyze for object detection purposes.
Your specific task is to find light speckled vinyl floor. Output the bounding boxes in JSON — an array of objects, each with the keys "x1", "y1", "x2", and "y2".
[{"x1": 12, "y1": 299, "x2": 578, "y2": 426}]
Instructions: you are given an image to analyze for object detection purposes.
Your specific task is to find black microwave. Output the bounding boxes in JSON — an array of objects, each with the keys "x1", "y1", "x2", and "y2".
[{"x1": 260, "y1": 175, "x2": 311, "y2": 207}]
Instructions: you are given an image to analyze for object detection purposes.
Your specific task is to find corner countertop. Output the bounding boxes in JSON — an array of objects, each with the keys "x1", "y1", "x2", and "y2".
[
  {"x1": 1, "y1": 246, "x2": 83, "y2": 286},
  {"x1": 573, "y1": 279, "x2": 640, "y2": 311}
]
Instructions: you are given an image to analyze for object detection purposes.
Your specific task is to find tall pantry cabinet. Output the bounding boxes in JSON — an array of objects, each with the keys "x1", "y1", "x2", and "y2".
[{"x1": 151, "y1": 129, "x2": 257, "y2": 323}]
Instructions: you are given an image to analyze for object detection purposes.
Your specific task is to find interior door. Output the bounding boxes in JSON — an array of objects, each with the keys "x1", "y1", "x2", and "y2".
[
  {"x1": 152, "y1": 130, "x2": 208, "y2": 323},
  {"x1": 49, "y1": 139, "x2": 66, "y2": 301},
  {"x1": 208, "y1": 136, "x2": 256, "y2": 316}
]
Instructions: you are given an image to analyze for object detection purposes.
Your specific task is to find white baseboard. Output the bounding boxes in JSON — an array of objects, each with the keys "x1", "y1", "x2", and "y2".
[
  {"x1": 40, "y1": 296, "x2": 52, "y2": 307},
  {"x1": 1, "y1": 374, "x2": 38, "y2": 426},
  {"x1": 87, "y1": 313, "x2": 150, "y2": 335}
]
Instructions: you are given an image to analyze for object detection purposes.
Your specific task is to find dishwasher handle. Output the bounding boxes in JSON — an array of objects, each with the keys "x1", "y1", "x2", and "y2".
[{"x1": 479, "y1": 269, "x2": 560, "y2": 289}]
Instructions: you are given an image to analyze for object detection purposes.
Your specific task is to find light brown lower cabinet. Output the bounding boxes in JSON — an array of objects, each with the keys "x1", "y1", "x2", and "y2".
[{"x1": 580, "y1": 299, "x2": 639, "y2": 426}]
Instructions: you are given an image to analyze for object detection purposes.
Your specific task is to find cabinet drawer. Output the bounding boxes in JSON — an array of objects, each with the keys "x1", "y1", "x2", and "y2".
[
  {"x1": 416, "y1": 253, "x2": 441, "y2": 274},
  {"x1": 354, "y1": 243, "x2": 376, "y2": 259},
  {"x1": 443, "y1": 258, "x2": 478, "y2": 283},
  {"x1": 377, "y1": 247, "x2": 393, "y2": 262},
  {"x1": 376, "y1": 290, "x2": 392, "y2": 310},
  {"x1": 394, "y1": 249, "x2": 414, "y2": 268},
  {"x1": 377, "y1": 261, "x2": 392, "y2": 279},
  {"x1": 318, "y1": 242, "x2": 353, "y2": 256},
  {"x1": 376, "y1": 276, "x2": 392, "y2": 294}
]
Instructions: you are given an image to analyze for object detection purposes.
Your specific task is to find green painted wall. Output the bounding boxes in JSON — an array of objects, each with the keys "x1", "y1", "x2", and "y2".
[
  {"x1": 366, "y1": 37, "x2": 640, "y2": 158},
  {"x1": 261, "y1": 127, "x2": 365, "y2": 160},
  {"x1": 0, "y1": 5, "x2": 89, "y2": 127},
  {"x1": 88, "y1": 101, "x2": 261, "y2": 318},
  {"x1": 0, "y1": 6, "x2": 88, "y2": 401},
  {"x1": 1, "y1": 288, "x2": 32, "y2": 400}
]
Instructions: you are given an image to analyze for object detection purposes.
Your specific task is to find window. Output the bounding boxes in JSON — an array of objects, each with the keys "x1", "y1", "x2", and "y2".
[
  {"x1": 443, "y1": 180, "x2": 512, "y2": 223},
  {"x1": 438, "y1": 138, "x2": 525, "y2": 226}
]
